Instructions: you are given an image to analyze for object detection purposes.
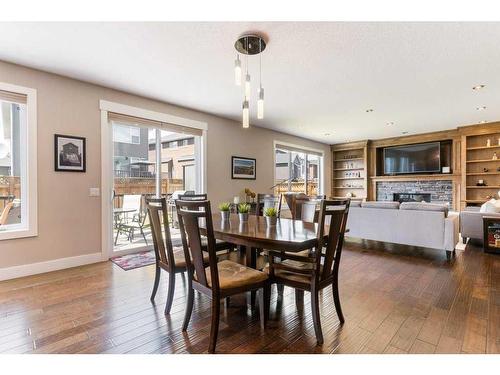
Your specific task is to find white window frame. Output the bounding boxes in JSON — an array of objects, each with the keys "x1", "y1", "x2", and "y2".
[
  {"x1": 0, "y1": 82, "x2": 37, "y2": 241},
  {"x1": 272, "y1": 140, "x2": 324, "y2": 196}
]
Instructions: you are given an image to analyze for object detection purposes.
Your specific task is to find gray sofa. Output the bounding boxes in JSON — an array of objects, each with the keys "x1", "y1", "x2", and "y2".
[
  {"x1": 346, "y1": 201, "x2": 459, "y2": 258},
  {"x1": 459, "y1": 206, "x2": 500, "y2": 243}
]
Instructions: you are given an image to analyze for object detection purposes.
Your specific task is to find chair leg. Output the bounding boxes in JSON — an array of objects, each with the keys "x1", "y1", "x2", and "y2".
[
  {"x1": 224, "y1": 297, "x2": 230, "y2": 308},
  {"x1": 140, "y1": 228, "x2": 148, "y2": 246},
  {"x1": 295, "y1": 289, "x2": 304, "y2": 311},
  {"x1": 208, "y1": 298, "x2": 221, "y2": 353},
  {"x1": 182, "y1": 283, "x2": 194, "y2": 331},
  {"x1": 264, "y1": 284, "x2": 271, "y2": 322},
  {"x1": 258, "y1": 288, "x2": 266, "y2": 330},
  {"x1": 164, "y1": 271, "x2": 175, "y2": 315},
  {"x1": 150, "y1": 266, "x2": 161, "y2": 302},
  {"x1": 462, "y1": 237, "x2": 467, "y2": 244},
  {"x1": 311, "y1": 288, "x2": 323, "y2": 345},
  {"x1": 114, "y1": 225, "x2": 121, "y2": 245},
  {"x1": 332, "y1": 282, "x2": 345, "y2": 324}
]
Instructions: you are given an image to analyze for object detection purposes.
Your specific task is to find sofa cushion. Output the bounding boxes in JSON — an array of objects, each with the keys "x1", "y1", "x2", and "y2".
[
  {"x1": 479, "y1": 199, "x2": 500, "y2": 213},
  {"x1": 361, "y1": 201, "x2": 400, "y2": 209},
  {"x1": 400, "y1": 202, "x2": 449, "y2": 217}
]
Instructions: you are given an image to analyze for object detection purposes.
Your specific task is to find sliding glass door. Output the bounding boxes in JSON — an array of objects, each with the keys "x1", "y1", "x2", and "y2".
[{"x1": 111, "y1": 120, "x2": 201, "y2": 254}]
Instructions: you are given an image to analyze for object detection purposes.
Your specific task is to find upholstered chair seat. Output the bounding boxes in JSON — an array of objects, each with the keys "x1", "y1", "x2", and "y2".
[
  {"x1": 264, "y1": 259, "x2": 323, "y2": 284},
  {"x1": 200, "y1": 260, "x2": 268, "y2": 289}
]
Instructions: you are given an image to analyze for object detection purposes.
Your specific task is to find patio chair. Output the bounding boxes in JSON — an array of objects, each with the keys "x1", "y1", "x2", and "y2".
[{"x1": 115, "y1": 194, "x2": 148, "y2": 245}]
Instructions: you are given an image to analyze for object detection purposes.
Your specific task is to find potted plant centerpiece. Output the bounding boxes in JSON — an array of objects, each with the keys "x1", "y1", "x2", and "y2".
[
  {"x1": 264, "y1": 207, "x2": 278, "y2": 226},
  {"x1": 238, "y1": 203, "x2": 251, "y2": 222},
  {"x1": 219, "y1": 202, "x2": 231, "y2": 221}
]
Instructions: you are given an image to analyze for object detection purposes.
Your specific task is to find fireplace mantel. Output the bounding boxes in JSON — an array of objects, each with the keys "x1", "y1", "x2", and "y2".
[{"x1": 370, "y1": 173, "x2": 460, "y2": 181}]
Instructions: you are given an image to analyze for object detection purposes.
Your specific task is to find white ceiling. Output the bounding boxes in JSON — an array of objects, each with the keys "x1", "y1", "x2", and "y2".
[{"x1": 0, "y1": 22, "x2": 499, "y2": 144}]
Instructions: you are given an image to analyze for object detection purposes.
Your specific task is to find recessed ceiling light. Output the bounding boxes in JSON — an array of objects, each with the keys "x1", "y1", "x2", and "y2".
[
  {"x1": 366, "y1": 109, "x2": 374, "y2": 113},
  {"x1": 476, "y1": 106, "x2": 487, "y2": 111},
  {"x1": 473, "y1": 84, "x2": 485, "y2": 90},
  {"x1": 324, "y1": 133, "x2": 331, "y2": 136},
  {"x1": 402, "y1": 131, "x2": 408, "y2": 135},
  {"x1": 386, "y1": 122, "x2": 394, "y2": 126}
]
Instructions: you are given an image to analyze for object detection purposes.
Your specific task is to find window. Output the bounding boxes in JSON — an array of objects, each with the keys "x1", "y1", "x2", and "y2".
[
  {"x1": 113, "y1": 124, "x2": 141, "y2": 144},
  {"x1": 274, "y1": 142, "x2": 323, "y2": 196},
  {"x1": 0, "y1": 83, "x2": 37, "y2": 240}
]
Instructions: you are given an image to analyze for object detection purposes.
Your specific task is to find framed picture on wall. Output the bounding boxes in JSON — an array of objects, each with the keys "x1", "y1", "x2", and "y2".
[
  {"x1": 54, "y1": 134, "x2": 86, "y2": 172},
  {"x1": 231, "y1": 156, "x2": 256, "y2": 180}
]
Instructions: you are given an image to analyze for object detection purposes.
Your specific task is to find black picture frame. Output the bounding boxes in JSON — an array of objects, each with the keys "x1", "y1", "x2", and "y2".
[
  {"x1": 231, "y1": 156, "x2": 256, "y2": 180},
  {"x1": 54, "y1": 134, "x2": 86, "y2": 172}
]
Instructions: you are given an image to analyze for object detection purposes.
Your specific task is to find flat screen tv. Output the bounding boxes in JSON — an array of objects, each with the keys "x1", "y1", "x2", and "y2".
[{"x1": 383, "y1": 142, "x2": 441, "y2": 174}]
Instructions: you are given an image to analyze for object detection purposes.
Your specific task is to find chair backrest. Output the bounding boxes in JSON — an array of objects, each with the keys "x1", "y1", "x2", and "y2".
[
  {"x1": 146, "y1": 198, "x2": 175, "y2": 268},
  {"x1": 176, "y1": 199, "x2": 219, "y2": 291},
  {"x1": 315, "y1": 199, "x2": 350, "y2": 282},
  {"x1": 178, "y1": 193, "x2": 208, "y2": 201},
  {"x1": 301, "y1": 201, "x2": 317, "y2": 223},
  {"x1": 257, "y1": 193, "x2": 282, "y2": 216},
  {"x1": 0, "y1": 202, "x2": 13, "y2": 225},
  {"x1": 122, "y1": 194, "x2": 141, "y2": 211}
]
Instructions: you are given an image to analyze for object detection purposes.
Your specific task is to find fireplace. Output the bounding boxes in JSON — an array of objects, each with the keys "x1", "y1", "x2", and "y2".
[{"x1": 393, "y1": 193, "x2": 431, "y2": 203}]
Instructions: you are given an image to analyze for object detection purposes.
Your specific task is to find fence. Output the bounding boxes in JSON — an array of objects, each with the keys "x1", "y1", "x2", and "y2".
[
  {"x1": 274, "y1": 180, "x2": 319, "y2": 195},
  {"x1": 113, "y1": 177, "x2": 183, "y2": 208}
]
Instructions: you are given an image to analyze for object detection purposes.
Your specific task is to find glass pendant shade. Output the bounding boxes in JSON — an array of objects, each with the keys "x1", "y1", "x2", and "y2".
[
  {"x1": 234, "y1": 55, "x2": 241, "y2": 86},
  {"x1": 242, "y1": 100, "x2": 249, "y2": 128},
  {"x1": 257, "y1": 87, "x2": 264, "y2": 119},
  {"x1": 244, "y1": 74, "x2": 251, "y2": 99}
]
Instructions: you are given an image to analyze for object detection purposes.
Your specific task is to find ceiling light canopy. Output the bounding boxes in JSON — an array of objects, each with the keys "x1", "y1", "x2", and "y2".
[
  {"x1": 472, "y1": 84, "x2": 485, "y2": 91},
  {"x1": 476, "y1": 106, "x2": 487, "y2": 111},
  {"x1": 234, "y1": 33, "x2": 267, "y2": 128}
]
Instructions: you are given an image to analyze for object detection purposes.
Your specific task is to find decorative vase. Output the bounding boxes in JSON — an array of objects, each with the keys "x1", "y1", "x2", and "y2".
[
  {"x1": 239, "y1": 212, "x2": 249, "y2": 222},
  {"x1": 487, "y1": 139, "x2": 491, "y2": 147},
  {"x1": 221, "y1": 211, "x2": 230, "y2": 221},
  {"x1": 265, "y1": 215, "x2": 277, "y2": 226},
  {"x1": 493, "y1": 152, "x2": 498, "y2": 160}
]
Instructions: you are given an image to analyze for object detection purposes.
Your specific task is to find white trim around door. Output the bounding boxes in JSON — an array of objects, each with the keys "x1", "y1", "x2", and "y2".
[{"x1": 100, "y1": 100, "x2": 208, "y2": 259}]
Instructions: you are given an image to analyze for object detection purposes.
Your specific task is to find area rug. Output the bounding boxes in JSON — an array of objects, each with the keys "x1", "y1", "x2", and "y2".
[{"x1": 111, "y1": 250, "x2": 156, "y2": 270}]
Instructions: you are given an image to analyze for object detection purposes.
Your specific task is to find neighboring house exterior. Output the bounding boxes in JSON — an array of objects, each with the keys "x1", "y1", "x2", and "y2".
[
  {"x1": 113, "y1": 124, "x2": 151, "y2": 177},
  {"x1": 148, "y1": 133, "x2": 196, "y2": 190},
  {"x1": 275, "y1": 149, "x2": 319, "y2": 182}
]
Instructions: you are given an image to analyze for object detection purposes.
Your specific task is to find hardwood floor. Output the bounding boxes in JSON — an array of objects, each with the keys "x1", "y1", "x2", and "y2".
[{"x1": 0, "y1": 239, "x2": 498, "y2": 354}]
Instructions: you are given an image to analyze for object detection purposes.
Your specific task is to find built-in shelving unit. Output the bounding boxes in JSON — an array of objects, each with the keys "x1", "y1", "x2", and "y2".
[
  {"x1": 462, "y1": 132, "x2": 500, "y2": 206},
  {"x1": 331, "y1": 141, "x2": 368, "y2": 201}
]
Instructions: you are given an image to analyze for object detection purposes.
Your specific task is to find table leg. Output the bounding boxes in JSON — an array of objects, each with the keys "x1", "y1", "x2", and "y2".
[{"x1": 245, "y1": 246, "x2": 257, "y2": 309}]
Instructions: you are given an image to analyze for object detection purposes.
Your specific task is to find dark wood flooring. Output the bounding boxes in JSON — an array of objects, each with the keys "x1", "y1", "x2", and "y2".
[{"x1": 0, "y1": 239, "x2": 498, "y2": 354}]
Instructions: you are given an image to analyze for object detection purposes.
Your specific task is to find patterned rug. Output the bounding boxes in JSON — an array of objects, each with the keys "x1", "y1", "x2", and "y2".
[{"x1": 110, "y1": 250, "x2": 156, "y2": 271}]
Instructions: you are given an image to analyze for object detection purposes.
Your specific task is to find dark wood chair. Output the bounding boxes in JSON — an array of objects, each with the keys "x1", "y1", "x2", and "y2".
[
  {"x1": 176, "y1": 199, "x2": 270, "y2": 353},
  {"x1": 265, "y1": 198, "x2": 350, "y2": 345},
  {"x1": 291, "y1": 194, "x2": 326, "y2": 220},
  {"x1": 147, "y1": 197, "x2": 210, "y2": 314},
  {"x1": 256, "y1": 193, "x2": 283, "y2": 217}
]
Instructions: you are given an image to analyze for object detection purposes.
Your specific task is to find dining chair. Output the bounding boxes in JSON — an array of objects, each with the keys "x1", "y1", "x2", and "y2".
[
  {"x1": 265, "y1": 198, "x2": 350, "y2": 345},
  {"x1": 176, "y1": 199, "x2": 270, "y2": 353},
  {"x1": 178, "y1": 193, "x2": 207, "y2": 201},
  {"x1": 147, "y1": 197, "x2": 210, "y2": 314},
  {"x1": 291, "y1": 194, "x2": 326, "y2": 220},
  {"x1": 301, "y1": 201, "x2": 318, "y2": 223}
]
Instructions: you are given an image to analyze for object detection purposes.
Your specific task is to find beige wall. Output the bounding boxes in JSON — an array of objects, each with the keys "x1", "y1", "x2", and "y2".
[{"x1": 0, "y1": 60, "x2": 331, "y2": 269}]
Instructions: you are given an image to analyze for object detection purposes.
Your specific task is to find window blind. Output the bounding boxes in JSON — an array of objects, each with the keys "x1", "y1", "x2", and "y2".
[
  {"x1": 108, "y1": 112, "x2": 203, "y2": 136},
  {"x1": 0, "y1": 90, "x2": 27, "y2": 104},
  {"x1": 275, "y1": 142, "x2": 323, "y2": 157}
]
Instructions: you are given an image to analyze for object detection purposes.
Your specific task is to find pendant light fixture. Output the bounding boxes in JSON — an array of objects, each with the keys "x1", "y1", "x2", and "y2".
[
  {"x1": 234, "y1": 54, "x2": 241, "y2": 86},
  {"x1": 234, "y1": 33, "x2": 267, "y2": 128}
]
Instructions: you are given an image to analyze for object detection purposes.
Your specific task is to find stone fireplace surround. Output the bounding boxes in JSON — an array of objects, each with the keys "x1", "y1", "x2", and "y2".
[{"x1": 376, "y1": 180, "x2": 453, "y2": 206}]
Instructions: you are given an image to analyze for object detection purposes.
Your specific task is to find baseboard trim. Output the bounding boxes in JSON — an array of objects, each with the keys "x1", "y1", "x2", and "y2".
[{"x1": 0, "y1": 252, "x2": 105, "y2": 281}]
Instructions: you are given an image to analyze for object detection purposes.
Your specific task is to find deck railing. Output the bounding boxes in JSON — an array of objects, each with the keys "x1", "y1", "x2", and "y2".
[
  {"x1": 274, "y1": 180, "x2": 319, "y2": 195},
  {"x1": 113, "y1": 177, "x2": 184, "y2": 208}
]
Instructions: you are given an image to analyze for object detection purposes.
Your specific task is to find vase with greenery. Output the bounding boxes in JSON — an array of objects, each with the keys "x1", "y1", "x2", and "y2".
[
  {"x1": 219, "y1": 202, "x2": 231, "y2": 221},
  {"x1": 264, "y1": 207, "x2": 278, "y2": 226},
  {"x1": 238, "y1": 203, "x2": 251, "y2": 222}
]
